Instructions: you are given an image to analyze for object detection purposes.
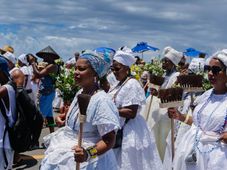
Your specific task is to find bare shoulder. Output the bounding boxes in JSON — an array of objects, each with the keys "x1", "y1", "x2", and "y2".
[{"x1": 11, "y1": 68, "x2": 25, "y2": 87}]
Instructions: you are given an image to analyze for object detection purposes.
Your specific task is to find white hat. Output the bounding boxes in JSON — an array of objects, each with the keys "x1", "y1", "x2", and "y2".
[
  {"x1": 163, "y1": 46, "x2": 183, "y2": 66},
  {"x1": 113, "y1": 49, "x2": 136, "y2": 67},
  {"x1": 211, "y1": 49, "x2": 227, "y2": 74},
  {"x1": 18, "y1": 53, "x2": 29, "y2": 66},
  {"x1": 3, "y1": 51, "x2": 17, "y2": 64},
  {"x1": 66, "y1": 57, "x2": 76, "y2": 65},
  {"x1": 188, "y1": 58, "x2": 205, "y2": 74}
]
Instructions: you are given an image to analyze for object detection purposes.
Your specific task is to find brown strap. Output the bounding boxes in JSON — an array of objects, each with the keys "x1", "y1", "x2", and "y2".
[{"x1": 112, "y1": 77, "x2": 131, "y2": 104}]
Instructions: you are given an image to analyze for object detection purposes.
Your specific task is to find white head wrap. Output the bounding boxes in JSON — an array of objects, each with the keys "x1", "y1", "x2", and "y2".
[
  {"x1": 188, "y1": 58, "x2": 205, "y2": 74},
  {"x1": 211, "y1": 49, "x2": 227, "y2": 74},
  {"x1": 66, "y1": 57, "x2": 76, "y2": 65},
  {"x1": 114, "y1": 47, "x2": 136, "y2": 67},
  {"x1": 162, "y1": 46, "x2": 183, "y2": 66},
  {"x1": 3, "y1": 51, "x2": 17, "y2": 64},
  {"x1": 18, "y1": 53, "x2": 29, "y2": 66}
]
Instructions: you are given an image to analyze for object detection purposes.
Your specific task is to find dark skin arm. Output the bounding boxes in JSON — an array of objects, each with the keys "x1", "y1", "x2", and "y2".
[
  {"x1": 32, "y1": 63, "x2": 58, "y2": 78},
  {"x1": 219, "y1": 132, "x2": 227, "y2": 144},
  {"x1": 118, "y1": 105, "x2": 138, "y2": 119},
  {"x1": 0, "y1": 86, "x2": 9, "y2": 109},
  {"x1": 73, "y1": 130, "x2": 116, "y2": 162}
]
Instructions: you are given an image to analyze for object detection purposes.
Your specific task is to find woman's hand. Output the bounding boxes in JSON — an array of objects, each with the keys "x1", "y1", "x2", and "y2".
[
  {"x1": 168, "y1": 107, "x2": 183, "y2": 121},
  {"x1": 219, "y1": 132, "x2": 227, "y2": 144},
  {"x1": 72, "y1": 146, "x2": 88, "y2": 163},
  {"x1": 150, "y1": 88, "x2": 158, "y2": 96},
  {"x1": 55, "y1": 114, "x2": 66, "y2": 127}
]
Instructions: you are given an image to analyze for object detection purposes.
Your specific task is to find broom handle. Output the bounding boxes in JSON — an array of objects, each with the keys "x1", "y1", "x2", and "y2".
[
  {"x1": 171, "y1": 118, "x2": 175, "y2": 162},
  {"x1": 76, "y1": 122, "x2": 84, "y2": 170},
  {"x1": 146, "y1": 95, "x2": 153, "y2": 121}
]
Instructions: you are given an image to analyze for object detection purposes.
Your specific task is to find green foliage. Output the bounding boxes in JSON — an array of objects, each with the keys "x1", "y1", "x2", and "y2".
[
  {"x1": 51, "y1": 59, "x2": 80, "y2": 103},
  {"x1": 143, "y1": 60, "x2": 164, "y2": 76}
]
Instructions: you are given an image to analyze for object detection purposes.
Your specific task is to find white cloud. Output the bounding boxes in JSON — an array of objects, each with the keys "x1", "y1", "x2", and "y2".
[{"x1": 0, "y1": 0, "x2": 227, "y2": 62}]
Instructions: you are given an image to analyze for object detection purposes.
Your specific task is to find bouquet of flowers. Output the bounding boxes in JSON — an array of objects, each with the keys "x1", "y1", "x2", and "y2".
[
  {"x1": 52, "y1": 59, "x2": 80, "y2": 103},
  {"x1": 130, "y1": 64, "x2": 144, "y2": 80},
  {"x1": 144, "y1": 60, "x2": 165, "y2": 86},
  {"x1": 144, "y1": 60, "x2": 164, "y2": 76}
]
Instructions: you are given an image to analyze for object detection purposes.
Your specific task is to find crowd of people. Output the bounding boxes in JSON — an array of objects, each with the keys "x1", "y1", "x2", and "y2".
[{"x1": 0, "y1": 44, "x2": 227, "y2": 170}]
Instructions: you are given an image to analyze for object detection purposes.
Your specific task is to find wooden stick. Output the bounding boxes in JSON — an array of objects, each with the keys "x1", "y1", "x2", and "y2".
[
  {"x1": 76, "y1": 120, "x2": 84, "y2": 170},
  {"x1": 76, "y1": 94, "x2": 91, "y2": 170},
  {"x1": 171, "y1": 118, "x2": 175, "y2": 163},
  {"x1": 145, "y1": 94, "x2": 153, "y2": 121}
]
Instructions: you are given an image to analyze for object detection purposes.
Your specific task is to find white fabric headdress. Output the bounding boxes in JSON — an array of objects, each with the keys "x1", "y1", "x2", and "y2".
[
  {"x1": 18, "y1": 54, "x2": 29, "y2": 66},
  {"x1": 163, "y1": 46, "x2": 183, "y2": 66},
  {"x1": 114, "y1": 47, "x2": 136, "y2": 67},
  {"x1": 3, "y1": 51, "x2": 17, "y2": 64},
  {"x1": 188, "y1": 58, "x2": 205, "y2": 74},
  {"x1": 212, "y1": 49, "x2": 227, "y2": 74}
]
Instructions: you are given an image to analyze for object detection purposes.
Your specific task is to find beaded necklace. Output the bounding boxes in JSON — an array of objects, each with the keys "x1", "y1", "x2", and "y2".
[{"x1": 194, "y1": 90, "x2": 227, "y2": 154}]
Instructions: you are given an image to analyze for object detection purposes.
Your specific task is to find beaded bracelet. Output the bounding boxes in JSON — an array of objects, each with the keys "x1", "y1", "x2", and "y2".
[
  {"x1": 85, "y1": 146, "x2": 98, "y2": 161},
  {"x1": 184, "y1": 114, "x2": 190, "y2": 124}
]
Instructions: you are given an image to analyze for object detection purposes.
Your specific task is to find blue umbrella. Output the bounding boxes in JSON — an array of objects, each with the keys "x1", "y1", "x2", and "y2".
[
  {"x1": 132, "y1": 42, "x2": 159, "y2": 59},
  {"x1": 183, "y1": 48, "x2": 205, "y2": 57}
]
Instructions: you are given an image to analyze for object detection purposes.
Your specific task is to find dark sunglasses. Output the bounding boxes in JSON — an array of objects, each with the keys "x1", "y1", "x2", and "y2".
[{"x1": 204, "y1": 65, "x2": 224, "y2": 75}]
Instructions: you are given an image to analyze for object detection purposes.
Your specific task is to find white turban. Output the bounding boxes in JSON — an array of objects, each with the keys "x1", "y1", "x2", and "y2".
[
  {"x1": 188, "y1": 58, "x2": 205, "y2": 74},
  {"x1": 18, "y1": 54, "x2": 29, "y2": 66},
  {"x1": 3, "y1": 51, "x2": 17, "y2": 64},
  {"x1": 162, "y1": 46, "x2": 183, "y2": 66},
  {"x1": 211, "y1": 49, "x2": 227, "y2": 74},
  {"x1": 114, "y1": 47, "x2": 136, "y2": 67}
]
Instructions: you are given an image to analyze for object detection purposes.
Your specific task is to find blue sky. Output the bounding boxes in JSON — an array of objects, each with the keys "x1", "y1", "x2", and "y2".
[{"x1": 1, "y1": 0, "x2": 227, "y2": 62}]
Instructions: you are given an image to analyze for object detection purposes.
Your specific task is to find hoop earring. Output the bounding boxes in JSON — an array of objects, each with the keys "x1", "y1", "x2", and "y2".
[{"x1": 94, "y1": 76, "x2": 98, "y2": 83}]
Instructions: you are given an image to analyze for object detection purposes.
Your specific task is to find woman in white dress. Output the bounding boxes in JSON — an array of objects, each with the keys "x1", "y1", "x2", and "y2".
[
  {"x1": 40, "y1": 51, "x2": 120, "y2": 170},
  {"x1": 0, "y1": 57, "x2": 16, "y2": 169},
  {"x1": 168, "y1": 49, "x2": 227, "y2": 170},
  {"x1": 109, "y1": 49, "x2": 163, "y2": 170}
]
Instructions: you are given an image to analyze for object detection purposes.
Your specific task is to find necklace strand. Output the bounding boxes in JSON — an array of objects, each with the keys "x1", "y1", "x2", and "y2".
[{"x1": 194, "y1": 90, "x2": 227, "y2": 154}]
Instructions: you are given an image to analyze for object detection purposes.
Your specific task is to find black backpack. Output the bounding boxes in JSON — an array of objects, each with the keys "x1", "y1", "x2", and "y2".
[{"x1": 0, "y1": 82, "x2": 43, "y2": 168}]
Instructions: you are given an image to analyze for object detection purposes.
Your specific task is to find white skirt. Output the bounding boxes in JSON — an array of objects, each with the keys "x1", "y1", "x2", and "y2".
[
  {"x1": 114, "y1": 114, "x2": 164, "y2": 170},
  {"x1": 41, "y1": 126, "x2": 118, "y2": 170}
]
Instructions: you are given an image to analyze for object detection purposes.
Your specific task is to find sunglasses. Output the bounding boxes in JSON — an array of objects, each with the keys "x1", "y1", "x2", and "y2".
[{"x1": 204, "y1": 65, "x2": 224, "y2": 75}]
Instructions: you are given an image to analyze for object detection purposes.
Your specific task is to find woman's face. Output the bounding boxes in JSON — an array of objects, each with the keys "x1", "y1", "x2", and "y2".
[
  {"x1": 162, "y1": 58, "x2": 174, "y2": 71},
  {"x1": 74, "y1": 58, "x2": 96, "y2": 88},
  {"x1": 111, "y1": 60, "x2": 129, "y2": 82},
  {"x1": 207, "y1": 58, "x2": 227, "y2": 90}
]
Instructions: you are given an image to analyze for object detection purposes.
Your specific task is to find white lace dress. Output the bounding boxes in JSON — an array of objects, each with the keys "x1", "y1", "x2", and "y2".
[
  {"x1": 173, "y1": 89, "x2": 227, "y2": 170},
  {"x1": 109, "y1": 78, "x2": 163, "y2": 170},
  {"x1": 40, "y1": 90, "x2": 120, "y2": 170},
  {"x1": 0, "y1": 85, "x2": 16, "y2": 170}
]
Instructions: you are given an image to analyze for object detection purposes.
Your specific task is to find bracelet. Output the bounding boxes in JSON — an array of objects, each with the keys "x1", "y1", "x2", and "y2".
[
  {"x1": 184, "y1": 114, "x2": 190, "y2": 124},
  {"x1": 86, "y1": 146, "x2": 98, "y2": 161}
]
